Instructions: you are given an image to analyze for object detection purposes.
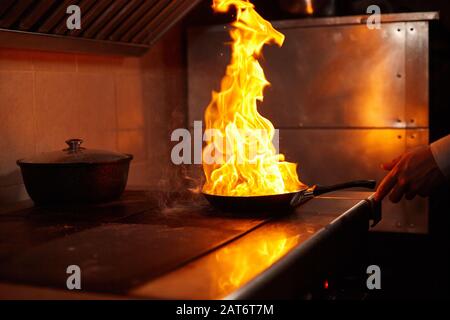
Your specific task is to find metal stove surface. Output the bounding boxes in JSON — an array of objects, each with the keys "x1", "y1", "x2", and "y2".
[{"x1": 0, "y1": 189, "x2": 379, "y2": 299}]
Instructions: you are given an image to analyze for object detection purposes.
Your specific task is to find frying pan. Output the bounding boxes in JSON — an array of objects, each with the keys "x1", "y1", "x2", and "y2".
[{"x1": 203, "y1": 180, "x2": 376, "y2": 212}]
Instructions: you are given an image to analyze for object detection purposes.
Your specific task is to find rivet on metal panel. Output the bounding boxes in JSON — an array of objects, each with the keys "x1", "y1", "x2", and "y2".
[
  {"x1": 397, "y1": 135, "x2": 402, "y2": 139},
  {"x1": 410, "y1": 27, "x2": 415, "y2": 32},
  {"x1": 395, "y1": 118, "x2": 405, "y2": 128},
  {"x1": 397, "y1": 28, "x2": 402, "y2": 32},
  {"x1": 396, "y1": 221, "x2": 402, "y2": 228},
  {"x1": 410, "y1": 119, "x2": 415, "y2": 124},
  {"x1": 409, "y1": 223, "x2": 415, "y2": 228},
  {"x1": 410, "y1": 134, "x2": 416, "y2": 139},
  {"x1": 396, "y1": 73, "x2": 402, "y2": 78}
]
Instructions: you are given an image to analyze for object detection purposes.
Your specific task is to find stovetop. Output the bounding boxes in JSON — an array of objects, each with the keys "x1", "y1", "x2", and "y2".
[{"x1": 0, "y1": 189, "x2": 379, "y2": 299}]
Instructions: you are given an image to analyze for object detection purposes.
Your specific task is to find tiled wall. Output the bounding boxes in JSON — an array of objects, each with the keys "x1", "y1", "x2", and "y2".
[{"x1": 0, "y1": 28, "x2": 186, "y2": 204}]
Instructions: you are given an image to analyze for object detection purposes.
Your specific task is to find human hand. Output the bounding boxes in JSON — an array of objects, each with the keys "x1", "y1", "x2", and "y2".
[{"x1": 374, "y1": 145, "x2": 446, "y2": 203}]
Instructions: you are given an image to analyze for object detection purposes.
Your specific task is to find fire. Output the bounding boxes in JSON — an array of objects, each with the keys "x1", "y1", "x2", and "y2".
[
  {"x1": 202, "y1": 0, "x2": 305, "y2": 196},
  {"x1": 214, "y1": 232, "x2": 300, "y2": 293},
  {"x1": 305, "y1": 0, "x2": 314, "y2": 15}
]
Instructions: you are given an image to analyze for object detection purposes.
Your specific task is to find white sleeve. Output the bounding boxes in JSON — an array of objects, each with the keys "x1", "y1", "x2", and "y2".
[{"x1": 430, "y1": 134, "x2": 450, "y2": 178}]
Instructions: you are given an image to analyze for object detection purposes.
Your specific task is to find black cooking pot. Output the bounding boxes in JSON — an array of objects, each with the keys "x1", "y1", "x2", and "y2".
[{"x1": 17, "y1": 139, "x2": 133, "y2": 205}]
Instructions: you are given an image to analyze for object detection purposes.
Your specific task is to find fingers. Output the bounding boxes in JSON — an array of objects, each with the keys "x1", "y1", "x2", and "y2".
[
  {"x1": 417, "y1": 179, "x2": 433, "y2": 197},
  {"x1": 405, "y1": 192, "x2": 416, "y2": 200},
  {"x1": 389, "y1": 178, "x2": 407, "y2": 203},
  {"x1": 377, "y1": 146, "x2": 443, "y2": 203},
  {"x1": 374, "y1": 169, "x2": 398, "y2": 201},
  {"x1": 416, "y1": 169, "x2": 446, "y2": 197},
  {"x1": 381, "y1": 155, "x2": 402, "y2": 171}
]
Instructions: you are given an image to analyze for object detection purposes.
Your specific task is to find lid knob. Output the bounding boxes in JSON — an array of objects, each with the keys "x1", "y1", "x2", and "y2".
[{"x1": 65, "y1": 139, "x2": 84, "y2": 152}]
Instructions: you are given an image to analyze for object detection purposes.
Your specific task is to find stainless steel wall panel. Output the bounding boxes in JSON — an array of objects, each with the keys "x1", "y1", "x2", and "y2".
[
  {"x1": 188, "y1": 28, "x2": 230, "y2": 125},
  {"x1": 405, "y1": 22, "x2": 429, "y2": 128},
  {"x1": 278, "y1": 128, "x2": 428, "y2": 233},
  {"x1": 263, "y1": 23, "x2": 407, "y2": 129},
  {"x1": 188, "y1": 23, "x2": 409, "y2": 129},
  {"x1": 269, "y1": 12, "x2": 438, "y2": 29},
  {"x1": 277, "y1": 129, "x2": 405, "y2": 186},
  {"x1": 187, "y1": 15, "x2": 433, "y2": 234}
]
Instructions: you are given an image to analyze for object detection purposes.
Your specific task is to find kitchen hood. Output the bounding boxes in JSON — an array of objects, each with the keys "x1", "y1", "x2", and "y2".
[{"x1": 0, "y1": 0, "x2": 202, "y2": 56}]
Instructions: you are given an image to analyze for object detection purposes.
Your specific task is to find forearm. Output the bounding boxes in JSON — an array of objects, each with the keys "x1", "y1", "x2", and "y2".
[{"x1": 430, "y1": 134, "x2": 450, "y2": 179}]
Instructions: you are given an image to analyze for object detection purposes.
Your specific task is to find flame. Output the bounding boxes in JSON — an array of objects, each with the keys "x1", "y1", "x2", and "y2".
[
  {"x1": 305, "y1": 0, "x2": 314, "y2": 15},
  {"x1": 202, "y1": 0, "x2": 305, "y2": 196},
  {"x1": 129, "y1": 228, "x2": 303, "y2": 299},
  {"x1": 214, "y1": 232, "x2": 300, "y2": 293}
]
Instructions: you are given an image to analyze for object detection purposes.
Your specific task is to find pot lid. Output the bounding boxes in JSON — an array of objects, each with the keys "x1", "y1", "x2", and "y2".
[{"x1": 18, "y1": 139, "x2": 132, "y2": 164}]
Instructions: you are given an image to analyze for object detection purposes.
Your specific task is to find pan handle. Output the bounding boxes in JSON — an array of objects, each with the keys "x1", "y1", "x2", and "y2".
[{"x1": 313, "y1": 180, "x2": 377, "y2": 196}]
